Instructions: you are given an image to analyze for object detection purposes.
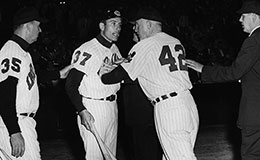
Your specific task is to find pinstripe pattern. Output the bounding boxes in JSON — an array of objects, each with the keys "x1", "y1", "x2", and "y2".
[
  {"x1": 78, "y1": 99, "x2": 118, "y2": 160},
  {"x1": 71, "y1": 39, "x2": 121, "y2": 98},
  {"x1": 0, "y1": 40, "x2": 40, "y2": 160},
  {"x1": 71, "y1": 37, "x2": 121, "y2": 159},
  {"x1": 155, "y1": 91, "x2": 198, "y2": 160},
  {"x1": 121, "y1": 32, "x2": 199, "y2": 159},
  {"x1": 0, "y1": 117, "x2": 41, "y2": 160}
]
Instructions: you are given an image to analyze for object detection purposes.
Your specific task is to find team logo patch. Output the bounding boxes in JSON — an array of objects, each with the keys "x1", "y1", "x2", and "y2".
[{"x1": 114, "y1": 10, "x2": 121, "y2": 17}]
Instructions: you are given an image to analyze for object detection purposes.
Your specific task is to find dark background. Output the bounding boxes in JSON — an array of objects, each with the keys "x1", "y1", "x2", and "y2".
[{"x1": 0, "y1": 0, "x2": 245, "y2": 159}]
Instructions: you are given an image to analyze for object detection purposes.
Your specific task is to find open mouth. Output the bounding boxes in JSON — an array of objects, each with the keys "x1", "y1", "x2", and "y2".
[{"x1": 113, "y1": 33, "x2": 119, "y2": 38}]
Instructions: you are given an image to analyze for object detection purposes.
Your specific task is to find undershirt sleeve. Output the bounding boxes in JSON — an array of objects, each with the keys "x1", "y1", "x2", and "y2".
[
  {"x1": 101, "y1": 65, "x2": 130, "y2": 84},
  {"x1": 0, "y1": 76, "x2": 21, "y2": 135},
  {"x1": 65, "y1": 68, "x2": 86, "y2": 112}
]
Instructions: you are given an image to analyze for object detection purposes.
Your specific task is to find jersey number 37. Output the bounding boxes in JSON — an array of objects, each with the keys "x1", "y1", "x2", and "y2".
[{"x1": 159, "y1": 44, "x2": 187, "y2": 72}]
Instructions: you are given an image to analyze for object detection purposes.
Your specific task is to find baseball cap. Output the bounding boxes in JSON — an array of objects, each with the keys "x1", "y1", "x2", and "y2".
[
  {"x1": 100, "y1": 8, "x2": 122, "y2": 21},
  {"x1": 131, "y1": 7, "x2": 164, "y2": 23},
  {"x1": 236, "y1": 0, "x2": 260, "y2": 15},
  {"x1": 13, "y1": 6, "x2": 48, "y2": 26}
]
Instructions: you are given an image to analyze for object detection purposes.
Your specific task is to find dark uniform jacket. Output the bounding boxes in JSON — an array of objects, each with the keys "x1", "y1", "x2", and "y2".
[{"x1": 201, "y1": 27, "x2": 260, "y2": 129}]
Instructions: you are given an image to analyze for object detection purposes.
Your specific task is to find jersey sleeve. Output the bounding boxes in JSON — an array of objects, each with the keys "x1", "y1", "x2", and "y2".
[
  {"x1": 70, "y1": 48, "x2": 100, "y2": 75},
  {"x1": 121, "y1": 42, "x2": 149, "y2": 80}
]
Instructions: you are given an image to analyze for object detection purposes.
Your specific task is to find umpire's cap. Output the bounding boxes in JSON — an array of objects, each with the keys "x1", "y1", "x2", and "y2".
[
  {"x1": 237, "y1": 0, "x2": 260, "y2": 15},
  {"x1": 13, "y1": 6, "x2": 47, "y2": 26},
  {"x1": 131, "y1": 7, "x2": 164, "y2": 23}
]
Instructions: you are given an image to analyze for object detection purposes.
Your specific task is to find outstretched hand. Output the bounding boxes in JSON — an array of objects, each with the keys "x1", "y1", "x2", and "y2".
[
  {"x1": 185, "y1": 59, "x2": 204, "y2": 73},
  {"x1": 59, "y1": 64, "x2": 73, "y2": 79}
]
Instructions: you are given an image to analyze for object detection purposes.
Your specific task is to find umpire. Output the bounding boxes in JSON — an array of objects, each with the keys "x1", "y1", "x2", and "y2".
[{"x1": 186, "y1": 0, "x2": 260, "y2": 159}]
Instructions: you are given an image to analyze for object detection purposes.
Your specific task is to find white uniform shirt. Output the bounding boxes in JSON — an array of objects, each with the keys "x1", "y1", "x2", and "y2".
[
  {"x1": 0, "y1": 40, "x2": 39, "y2": 114},
  {"x1": 121, "y1": 32, "x2": 193, "y2": 100},
  {"x1": 71, "y1": 38, "x2": 121, "y2": 98}
]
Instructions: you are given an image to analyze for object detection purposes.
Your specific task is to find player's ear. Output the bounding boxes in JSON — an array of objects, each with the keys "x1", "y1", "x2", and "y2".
[
  {"x1": 146, "y1": 20, "x2": 152, "y2": 29},
  {"x1": 99, "y1": 21, "x2": 105, "y2": 31}
]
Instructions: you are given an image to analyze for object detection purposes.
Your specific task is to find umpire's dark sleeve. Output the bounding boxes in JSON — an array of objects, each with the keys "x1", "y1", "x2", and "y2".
[
  {"x1": 65, "y1": 68, "x2": 86, "y2": 112},
  {"x1": 0, "y1": 76, "x2": 21, "y2": 135},
  {"x1": 101, "y1": 65, "x2": 130, "y2": 84}
]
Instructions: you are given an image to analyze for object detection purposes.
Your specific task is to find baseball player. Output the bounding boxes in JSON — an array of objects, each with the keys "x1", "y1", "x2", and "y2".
[
  {"x1": 101, "y1": 7, "x2": 199, "y2": 160},
  {"x1": 0, "y1": 7, "x2": 44, "y2": 160},
  {"x1": 66, "y1": 8, "x2": 123, "y2": 159}
]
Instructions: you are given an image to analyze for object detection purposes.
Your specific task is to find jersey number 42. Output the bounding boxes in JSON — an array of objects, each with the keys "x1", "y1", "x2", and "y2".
[{"x1": 159, "y1": 44, "x2": 187, "y2": 72}]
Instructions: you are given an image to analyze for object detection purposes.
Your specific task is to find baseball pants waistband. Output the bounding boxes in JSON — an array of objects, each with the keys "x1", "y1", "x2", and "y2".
[
  {"x1": 18, "y1": 113, "x2": 36, "y2": 118},
  {"x1": 151, "y1": 92, "x2": 178, "y2": 105},
  {"x1": 83, "y1": 94, "x2": 116, "y2": 102}
]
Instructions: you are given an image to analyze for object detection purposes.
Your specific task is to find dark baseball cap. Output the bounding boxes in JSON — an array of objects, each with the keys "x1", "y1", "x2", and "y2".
[
  {"x1": 13, "y1": 6, "x2": 48, "y2": 26},
  {"x1": 237, "y1": 0, "x2": 260, "y2": 15},
  {"x1": 100, "y1": 8, "x2": 122, "y2": 21},
  {"x1": 131, "y1": 7, "x2": 164, "y2": 23}
]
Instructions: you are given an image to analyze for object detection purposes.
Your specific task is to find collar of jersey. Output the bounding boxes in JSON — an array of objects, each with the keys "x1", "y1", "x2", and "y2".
[
  {"x1": 10, "y1": 34, "x2": 30, "y2": 51},
  {"x1": 96, "y1": 34, "x2": 113, "y2": 48}
]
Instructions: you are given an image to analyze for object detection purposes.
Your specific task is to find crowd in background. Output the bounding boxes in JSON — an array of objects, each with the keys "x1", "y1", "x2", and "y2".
[
  {"x1": 0, "y1": 0, "x2": 245, "y2": 70},
  {"x1": 0, "y1": 0, "x2": 244, "y2": 131},
  {"x1": 0, "y1": 0, "x2": 244, "y2": 158}
]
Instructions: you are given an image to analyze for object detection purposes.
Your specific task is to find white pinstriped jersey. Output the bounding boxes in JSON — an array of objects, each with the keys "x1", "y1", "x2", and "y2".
[
  {"x1": 71, "y1": 38, "x2": 121, "y2": 98},
  {"x1": 121, "y1": 32, "x2": 192, "y2": 100},
  {"x1": 0, "y1": 40, "x2": 39, "y2": 114}
]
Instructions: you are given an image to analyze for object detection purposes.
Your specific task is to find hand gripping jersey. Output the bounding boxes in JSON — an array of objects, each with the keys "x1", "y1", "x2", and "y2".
[
  {"x1": 0, "y1": 40, "x2": 39, "y2": 115},
  {"x1": 71, "y1": 38, "x2": 121, "y2": 98},
  {"x1": 121, "y1": 32, "x2": 192, "y2": 100}
]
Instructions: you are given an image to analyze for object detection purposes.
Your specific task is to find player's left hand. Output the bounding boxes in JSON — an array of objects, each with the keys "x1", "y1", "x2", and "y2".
[
  {"x1": 185, "y1": 59, "x2": 204, "y2": 73},
  {"x1": 59, "y1": 64, "x2": 73, "y2": 79}
]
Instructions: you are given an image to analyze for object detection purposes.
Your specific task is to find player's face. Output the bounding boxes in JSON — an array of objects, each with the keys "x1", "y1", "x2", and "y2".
[
  {"x1": 239, "y1": 13, "x2": 256, "y2": 33},
  {"x1": 101, "y1": 17, "x2": 122, "y2": 42},
  {"x1": 134, "y1": 19, "x2": 149, "y2": 40},
  {"x1": 27, "y1": 20, "x2": 42, "y2": 44}
]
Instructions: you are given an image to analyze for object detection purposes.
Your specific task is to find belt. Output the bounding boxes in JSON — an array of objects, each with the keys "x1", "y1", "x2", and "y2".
[
  {"x1": 151, "y1": 92, "x2": 177, "y2": 105},
  {"x1": 85, "y1": 94, "x2": 116, "y2": 102},
  {"x1": 19, "y1": 113, "x2": 36, "y2": 118}
]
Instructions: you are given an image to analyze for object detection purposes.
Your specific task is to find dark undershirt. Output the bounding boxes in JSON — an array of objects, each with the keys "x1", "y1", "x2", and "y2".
[
  {"x1": 101, "y1": 65, "x2": 130, "y2": 84},
  {"x1": 65, "y1": 68, "x2": 85, "y2": 112},
  {"x1": 0, "y1": 76, "x2": 20, "y2": 135},
  {"x1": 65, "y1": 34, "x2": 130, "y2": 113},
  {"x1": 0, "y1": 35, "x2": 61, "y2": 136},
  {"x1": 0, "y1": 35, "x2": 29, "y2": 136}
]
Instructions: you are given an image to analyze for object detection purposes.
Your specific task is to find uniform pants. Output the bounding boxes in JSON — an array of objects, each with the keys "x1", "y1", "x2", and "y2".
[
  {"x1": 78, "y1": 98, "x2": 118, "y2": 160},
  {"x1": 154, "y1": 90, "x2": 199, "y2": 160},
  {"x1": 241, "y1": 128, "x2": 260, "y2": 160},
  {"x1": 0, "y1": 116, "x2": 41, "y2": 160}
]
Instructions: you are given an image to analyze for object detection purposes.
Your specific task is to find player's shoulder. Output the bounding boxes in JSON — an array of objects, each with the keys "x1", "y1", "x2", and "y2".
[
  {"x1": 75, "y1": 38, "x2": 99, "y2": 53},
  {"x1": 0, "y1": 40, "x2": 25, "y2": 59},
  {"x1": 155, "y1": 32, "x2": 180, "y2": 42}
]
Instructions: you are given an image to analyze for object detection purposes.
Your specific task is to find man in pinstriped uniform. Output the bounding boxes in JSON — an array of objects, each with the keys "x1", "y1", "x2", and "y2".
[
  {"x1": 66, "y1": 7, "x2": 124, "y2": 159},
  {"x1": 101, "y1": 6, "x2": 199, "y2": 160},
  {"x1": 0, "y1": 6, "x2": 45, "y2": 160}
]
